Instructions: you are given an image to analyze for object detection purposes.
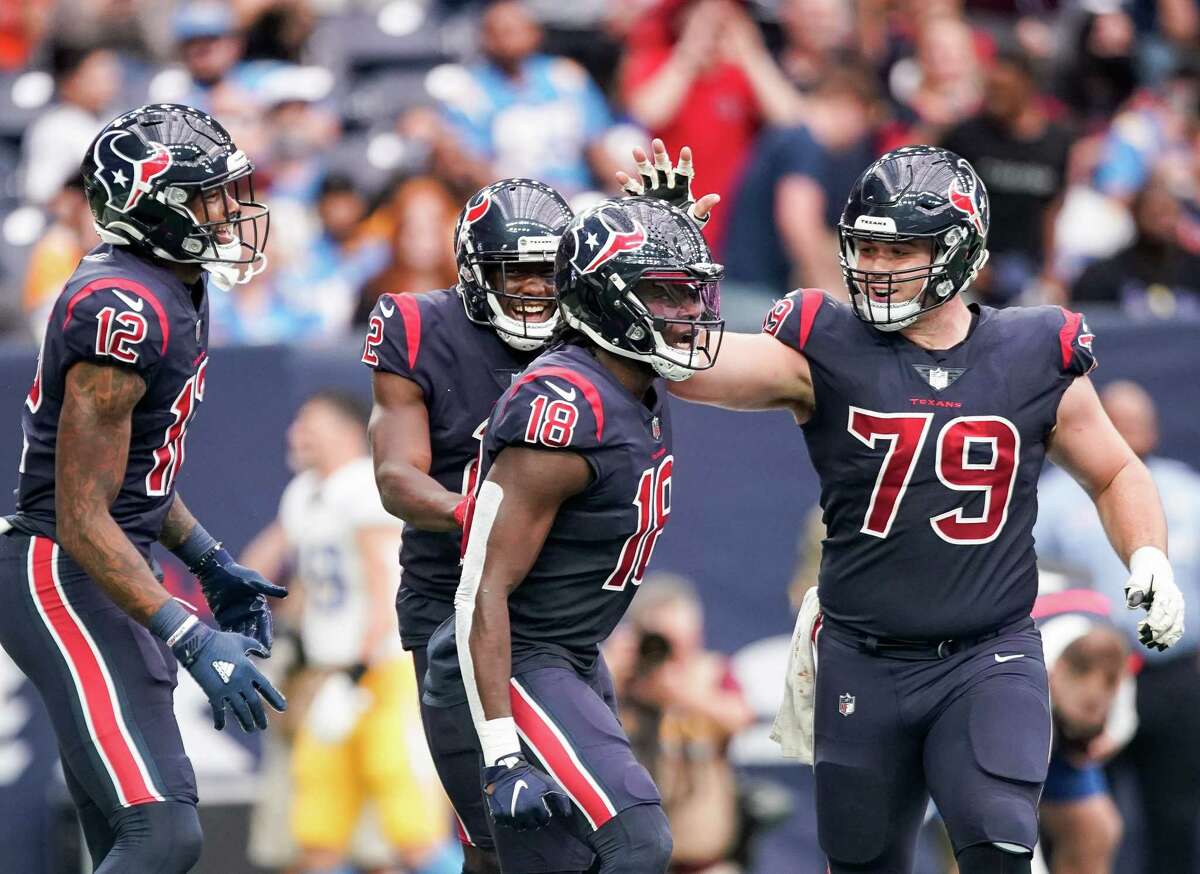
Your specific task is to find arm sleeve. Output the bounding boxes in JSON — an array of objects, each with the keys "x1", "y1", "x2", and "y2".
[
  {"x1": 488, "y1": 369, "x2": 608, "y2": 482},
  {"x1": 361, "y1": 293, "x2": 434, "y2": 397},
  {"x1": 59, "y1": 280, "x2": 169, "y2": 375}
]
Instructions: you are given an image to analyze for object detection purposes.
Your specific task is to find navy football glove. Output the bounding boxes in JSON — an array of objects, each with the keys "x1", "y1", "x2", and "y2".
[
  {"x1": 172, "y1": 524, "x2": 286, "y2": 656},
  {"x1": 149, "y1": 600, "x2": 287, "y2": 732},
  {"x1": 483, "y1": 754, "x2": 573, "y2": 831},
  {"x1": 195, "y1": 546, "x2": 285, "y2": 656}
]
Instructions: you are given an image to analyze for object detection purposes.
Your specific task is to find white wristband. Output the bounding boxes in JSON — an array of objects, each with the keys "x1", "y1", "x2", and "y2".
[
  {"x1": 478, "y1": 716, "x2": 521, "y2": 766},
  {"x1": 1130, "y1": 545, "x2": 1171, "y2": 580}
]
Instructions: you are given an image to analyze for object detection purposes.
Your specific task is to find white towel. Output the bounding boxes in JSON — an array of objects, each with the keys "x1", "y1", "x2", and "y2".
[{"x1": 770, "y1": 586, "x2": 821, "y2": 764}]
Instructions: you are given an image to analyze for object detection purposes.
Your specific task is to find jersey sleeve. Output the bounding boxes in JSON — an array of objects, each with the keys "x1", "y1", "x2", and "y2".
[
  {"x1": 1055, "y1": 307, "x2": 1097, "y2": 377},
  {"x1": 761, "y1": 288, "x2": 836, "y2": 356},
  {"x1": 59, "y1": 279, "x2": 169, "y2": 374},
  {"x1": 361, "y1": 293, "x2": 434, "y2": 396},
  {"x1": 488, "y1": 367, "x2": 608, "y2": 479}
]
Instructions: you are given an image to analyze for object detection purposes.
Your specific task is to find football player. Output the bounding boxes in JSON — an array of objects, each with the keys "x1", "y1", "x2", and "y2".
[
  {"x1": 671, "y1": 145, "x2": 1185, "y2": 874},
  {"x1": 0, "y1": 104, "x2": 285, "y2": 873},
  {"x1": 1034, "y1": 590, "x2": 1132, "y2": 874},
  {"x1": 362, "y1": 176, "x2": 574, "y2": 874},
  {"x1": 363, "y1": 154, "x2": 712, "y2": 873},
  {"x1": 241, "y1": 390, "x2": 454, "y2": 874},
  {"x1": 421, "y1": 196, "x2": 723, "y2": 874}
]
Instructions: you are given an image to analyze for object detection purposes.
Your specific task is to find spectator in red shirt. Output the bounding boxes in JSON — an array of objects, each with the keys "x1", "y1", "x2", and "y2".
[{"x1": 620, "y1": 0, "x2": 802, "y2": 253}]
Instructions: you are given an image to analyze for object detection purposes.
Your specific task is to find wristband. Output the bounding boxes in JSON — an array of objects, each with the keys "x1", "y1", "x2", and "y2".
[
  {"x1": 1129, "y1": 545, "x2": 1170, "y2": 578},
  {"x1": 170, "y1": 523, "x2": 224, "y2": 571},
  {"x1": 478, "y1": 716, "x2": 521, "y2": 766},
  {"x1": 147, "y1": 599, "x2": 210, "y2": 666}
]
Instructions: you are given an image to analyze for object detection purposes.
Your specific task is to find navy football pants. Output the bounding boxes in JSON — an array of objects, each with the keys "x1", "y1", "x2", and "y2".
[
  {"x1": 0, "y1": 533, "x2": 198, "y2": 867},
  {"x1": 814, "y1": 619, "x2": 1050, "y2": 873}
]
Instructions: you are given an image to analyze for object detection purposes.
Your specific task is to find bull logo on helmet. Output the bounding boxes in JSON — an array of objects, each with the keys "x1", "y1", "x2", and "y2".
[
  {"x1": 947, "y1": 161, "x2": 987, "y2": 236},
  {"x1": 92, "y1": 130, "x2": 173, "y2": 214},
  {"x1": 571, "y1": 204, "x2": 647, "y2": 275}
]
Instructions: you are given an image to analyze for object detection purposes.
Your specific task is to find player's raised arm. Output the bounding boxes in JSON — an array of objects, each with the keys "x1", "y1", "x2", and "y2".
[
  {"x1": 669, "y1": 329, "x2": 815, "y2": 418},
  {"x1": 1049, "y1": 375, "x2": 1183, "y2": 650},
  {"x1": 368, "y1": 369, "x2": 467, "y2": 532},
  {"x1": 456, "y1": 446, "x2": 590, "y2": 827}
]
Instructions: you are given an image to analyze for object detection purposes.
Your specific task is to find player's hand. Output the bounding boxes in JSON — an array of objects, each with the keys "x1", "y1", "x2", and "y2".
[
  {"x1": 1125, "y1": 546, "x2": 1185, "y2": 651},
  {"x1": 304, "y1": 670, "x2": 373, "y2": 744},
  {"x1": 616, "y1": 138, "x2": 720, "y2": 228},
  {"x1": 483, "y1": 754, "x2": 572, "y2": 831},
  {"x1": 152, "y1": 601, "x2": 288, "y2": 732},
  {"x1": 193, "y1": 546, "x2": 286, "y2": 657}
]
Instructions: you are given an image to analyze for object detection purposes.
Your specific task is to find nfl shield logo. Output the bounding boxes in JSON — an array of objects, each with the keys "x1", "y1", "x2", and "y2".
[
  {"x1": 651, "y1": 416, "x2": 662, "y2": 441},
  {"x1": 928, "y1": 367, "x2": 949, "y2": 391},
  {"x1": 839, "y1": 693, "x2": 856, "y2": 717}
]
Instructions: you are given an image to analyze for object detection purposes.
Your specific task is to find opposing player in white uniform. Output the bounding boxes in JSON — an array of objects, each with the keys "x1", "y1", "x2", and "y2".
[{"x1": 246, "y1": 390, "x2": 454, "y2": 874}]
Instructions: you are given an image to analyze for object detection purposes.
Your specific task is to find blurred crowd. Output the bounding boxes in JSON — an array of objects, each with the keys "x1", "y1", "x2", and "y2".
[{"x1": 2, "y1": 0, "x2": 1200, "y2": 345}]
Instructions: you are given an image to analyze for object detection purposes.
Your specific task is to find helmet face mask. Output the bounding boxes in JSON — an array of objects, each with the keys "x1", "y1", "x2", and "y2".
[
  {"x1": 556, "y1": 198, "x2": 725, "y2": 382},
  {"x1": 83, "y1": 104, "x2": 269, "y2": 289},
  {"x1": 473, "y1": 259, "x2": 558, "y2": 352},
  {"x1": 838, "y1": 146, "x2": 990, "y2": 331},
  {"x1": 454, "y1": 179, "x2": 572, "y2": 352}
]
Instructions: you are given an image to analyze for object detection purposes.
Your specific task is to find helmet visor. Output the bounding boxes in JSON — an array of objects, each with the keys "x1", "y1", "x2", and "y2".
[{"x1": 634, "y1": 272, "x2": 724, "y2": 372}]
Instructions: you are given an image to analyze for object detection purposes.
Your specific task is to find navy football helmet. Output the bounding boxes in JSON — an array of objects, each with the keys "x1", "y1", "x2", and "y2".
[
  {"x1": 555, "y1": 197, "x2": 724, "y2": 382},
  {"x1": 454, "y1": 178, "x2": 573, "y2": 352},
  {"x1": 81, "y1": 103, "x2": 268, "y2": 290},
  {"x1": 838, "y1": 145, "x2": 989, "y2": 331}
]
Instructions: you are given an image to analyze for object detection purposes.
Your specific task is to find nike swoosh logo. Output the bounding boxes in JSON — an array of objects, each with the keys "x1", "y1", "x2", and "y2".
[
  {"x1": 994, "y1": 653, "x2": 1025, "y2": 663},
  {"x1": 111, "y1": 289, "x2": 144, "y2": 312},
  {"x1": 379, "y1": 297, "x2": 395, "y2": 317},
  {"x1": 545, "y1": 381, "x2": 576, "y2": 402},
  {"x1": 511, "y1": 779, "x2": 529, "y2": 819}
]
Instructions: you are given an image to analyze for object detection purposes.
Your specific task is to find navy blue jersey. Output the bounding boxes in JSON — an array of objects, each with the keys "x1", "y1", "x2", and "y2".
[
  {"x1": 361, "y1": 289, "x2": 530, "y2": 646},
  {"x1": 763, "y1": 290, "x2": 1096, "y2": 640},
  {"x1": 13, "y1": 245, "x2": 210, "y2": 555},
  {"x1": 480, "y1": 342, "x2": 674, "y2": 673}
]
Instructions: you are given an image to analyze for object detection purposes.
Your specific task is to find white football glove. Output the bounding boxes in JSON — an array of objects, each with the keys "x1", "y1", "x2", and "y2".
[
  {"x1": 617, "y1": 139, "x2": 714, "y2": 228},
  {"x1": 304, "y1": 670, "x2": 373, "y2": 744},
  {"x1": 1125, "y1": 546, "x2": 1185, "y2": 651}
]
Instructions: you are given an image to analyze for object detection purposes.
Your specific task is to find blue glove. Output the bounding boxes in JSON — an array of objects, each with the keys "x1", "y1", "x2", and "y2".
[
  {"x1": 172, "y1": 525, "x2": 286, "y2": 656},
  {"x1": 149, "y1": 600, "x2": 287, "y2": 732},
  {"x1": 482, "y1": 754, "x2": 572, "y2": 831}
]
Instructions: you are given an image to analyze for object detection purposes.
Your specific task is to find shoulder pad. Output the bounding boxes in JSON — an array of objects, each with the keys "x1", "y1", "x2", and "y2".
[
  {"x1": 492, "y1": 365, "x2": 606, "y2": 452},
  {"x1": 60, "y1": 277, "x2": 171, "y2": 370}
]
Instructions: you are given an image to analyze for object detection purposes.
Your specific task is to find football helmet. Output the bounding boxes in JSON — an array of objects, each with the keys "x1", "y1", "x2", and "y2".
[
  {"x1": 838, "y1": 145, "x2": 989, "y2": 331},
  {"x1": 555, "y1": 197, "x2": 724, "y2": 382},
  {"x1": 454, "y1": 178, "x2": 573, "y2": 352},
  {"x1": 81, "y1": 103, "x2": 268, "y2": 290}
]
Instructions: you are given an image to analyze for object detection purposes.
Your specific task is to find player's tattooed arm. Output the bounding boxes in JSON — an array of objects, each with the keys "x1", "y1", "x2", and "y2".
[
  {"x1": 669, "y1": 331, "x2": 816, "y2": 421},
  {"x1": 157, "y1": 493, "x2": 200, "y2": 552},
  {"x1": 56, "y1": 361, "x2": 171, "y2": 624},
  {"x1": 1048, "y1": 376, "x2": 1167, "y2": 563},
  {"x1": 368, "y1": 370, "x2": 463, "y2": 531},
  {"x1": 461, "y1": 447, "x2": 592, "y2": 727}
]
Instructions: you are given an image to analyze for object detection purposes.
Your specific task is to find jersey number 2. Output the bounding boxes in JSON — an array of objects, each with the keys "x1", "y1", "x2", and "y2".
[
  {"x1": 604, "y1": 455, "x2": 673, "y2": 591},
  {"x1": 848, "y1": 407, "x2": 1020, "y2": 545}
]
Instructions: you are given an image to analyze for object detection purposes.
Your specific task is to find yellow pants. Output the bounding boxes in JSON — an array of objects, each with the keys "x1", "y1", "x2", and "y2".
[{"x1": 291, "y1": 656, "x2": 447, "y2": 853}]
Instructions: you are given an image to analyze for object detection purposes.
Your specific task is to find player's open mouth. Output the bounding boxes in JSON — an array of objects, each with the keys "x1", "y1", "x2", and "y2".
[{"x1": 511, "y1": 300, "x2": 555, "y2": 322}]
